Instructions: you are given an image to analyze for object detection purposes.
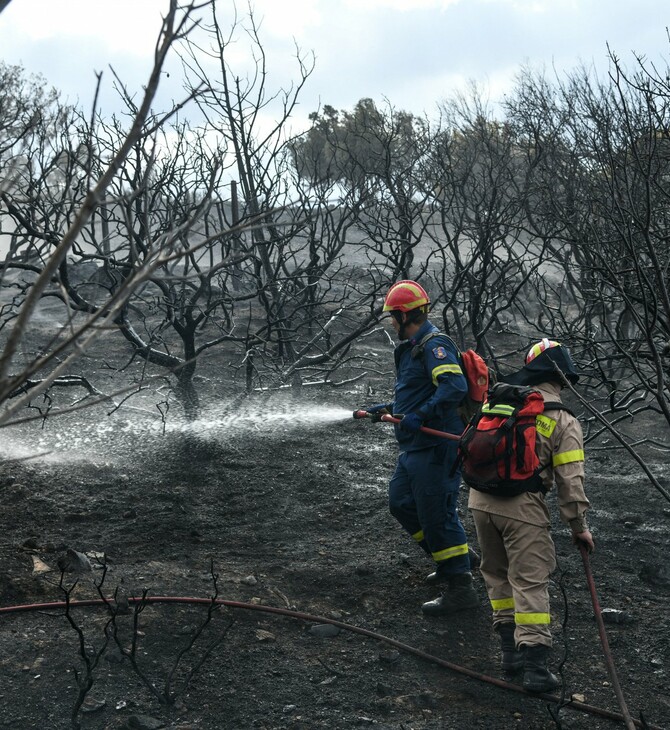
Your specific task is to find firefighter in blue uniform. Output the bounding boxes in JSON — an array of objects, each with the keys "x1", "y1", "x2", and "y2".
[{"x1": 360, "y1": 280, "x2": 480, "y2": 615}]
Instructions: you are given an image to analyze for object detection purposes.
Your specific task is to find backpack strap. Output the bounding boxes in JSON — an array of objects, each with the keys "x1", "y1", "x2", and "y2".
[
  {"x1": 411, "y1": 331, "x2": 444, "y2": 359},
  {"x1": 411, "y1": 331, "x2": 463, "y2": 360},
  {"x1": 489, "y1": 383, "x2": 537, "y2": 408},
  {"x1": 411, "y1": 332, "x2": 465, "y2": 401},
  {"x1": 542, "y1": 401, "x2": 575, "y2": 417}
]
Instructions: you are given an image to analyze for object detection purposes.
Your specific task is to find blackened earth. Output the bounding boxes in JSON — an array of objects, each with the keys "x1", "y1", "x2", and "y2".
[{"x1": 0, "y1": 375, "x2": 669, "y2": 730}]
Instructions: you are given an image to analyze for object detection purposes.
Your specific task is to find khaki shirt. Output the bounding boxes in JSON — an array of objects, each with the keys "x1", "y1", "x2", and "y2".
[{"x1": 467, "y1": 381, "x2": 590, "y2": 531}]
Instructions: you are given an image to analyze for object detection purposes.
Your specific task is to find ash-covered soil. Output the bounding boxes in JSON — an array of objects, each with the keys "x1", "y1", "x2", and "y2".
[{"x1": 0, "y1": 377, "x2": 669, "y2": 730}]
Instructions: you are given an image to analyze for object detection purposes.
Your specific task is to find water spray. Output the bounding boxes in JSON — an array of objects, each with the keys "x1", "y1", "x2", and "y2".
[{"x1": 0, "y1": 402, "x2": 357, "y2": 466}]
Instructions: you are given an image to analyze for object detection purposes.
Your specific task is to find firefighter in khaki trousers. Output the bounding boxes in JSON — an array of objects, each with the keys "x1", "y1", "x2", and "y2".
[{"x1": 467, "y1": 339, "x2": 595, "y2": 693}]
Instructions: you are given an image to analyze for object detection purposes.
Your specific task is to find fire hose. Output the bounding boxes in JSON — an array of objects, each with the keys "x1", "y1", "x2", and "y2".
[
  {"x1": 0, "y1": 595, "x2": 661, "y2": 728},
  {"x1": 352, "y1": 409, "x2": 462, "y2": 441}
]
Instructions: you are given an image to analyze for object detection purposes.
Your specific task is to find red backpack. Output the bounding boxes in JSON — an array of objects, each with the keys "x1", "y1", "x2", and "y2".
[
  {"x1": 457, "y1": 383, "x2": 569, "y2": 497},
  {"x1": 458, "y1": 347, "x2": 490, "y2": 421}
]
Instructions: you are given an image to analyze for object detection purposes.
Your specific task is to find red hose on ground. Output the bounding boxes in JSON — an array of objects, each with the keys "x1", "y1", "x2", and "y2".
[
  {"x1": 579, "y1": 544, "x2": 637, "y2": 730},
  {"x1": 0, "y1": 595, "x2": 660, "y2": 729}
]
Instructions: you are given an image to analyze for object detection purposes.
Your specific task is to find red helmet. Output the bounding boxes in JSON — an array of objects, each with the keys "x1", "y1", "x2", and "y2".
[
  {"x1": 525, "y1": 338, "x2": 561, "y2": 364},
  {"x1": 382, "y1": 280, "x2": 430, "y2": 313}
]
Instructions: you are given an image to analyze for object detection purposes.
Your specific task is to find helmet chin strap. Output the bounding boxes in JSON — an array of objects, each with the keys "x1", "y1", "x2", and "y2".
[{"x1": 391, "y1": 311, "x2": 409, "y2": 340}]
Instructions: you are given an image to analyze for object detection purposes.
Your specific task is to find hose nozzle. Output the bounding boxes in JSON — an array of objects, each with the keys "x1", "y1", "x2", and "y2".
[{"x1": 352, "y1": 409, "x2": 370, "y2": 419}]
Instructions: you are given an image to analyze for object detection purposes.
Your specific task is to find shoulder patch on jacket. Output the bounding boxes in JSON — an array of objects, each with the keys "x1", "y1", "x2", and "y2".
[
  {"x1": 432, "y1": 346, "x2": 448, "y2": 360},
  {"x1": 535, "y1": 414, "x2": 557, "y2": 438}
]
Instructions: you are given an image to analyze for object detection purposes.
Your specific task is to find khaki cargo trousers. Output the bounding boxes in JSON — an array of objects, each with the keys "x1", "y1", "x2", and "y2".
[{"x1": 471, "y1": 509, "x2": 556, "y2": 648}]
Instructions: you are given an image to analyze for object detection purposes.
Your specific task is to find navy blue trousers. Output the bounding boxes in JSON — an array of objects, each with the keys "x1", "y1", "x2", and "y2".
[{"x1": 388, "y1": 442, "x2": 470, "y2": 576}]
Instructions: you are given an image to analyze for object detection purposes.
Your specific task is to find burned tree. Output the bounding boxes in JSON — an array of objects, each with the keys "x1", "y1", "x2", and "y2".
[
  {"x1": 0, "y1": 2, "x2": 255, "y2": 422},
  {"x1": 175, "y1": 8, "x2": 386, "y2": 391},
  {"x1": 506, "y1": 56, "x2": 670, "y2": 431},
  {"x1": 292, "y1": 98, "x2": 435, "y2": 282},
  {"x1": 418, "y1": 87, "x2": 548, "y2": 360}
]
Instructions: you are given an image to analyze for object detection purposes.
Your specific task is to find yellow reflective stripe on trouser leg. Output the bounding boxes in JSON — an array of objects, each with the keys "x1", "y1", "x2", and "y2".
[
  {"x1": 412, "y1": 529, "x2": 425, "y2": 542},
  {"x1": 491, "y1": 597, "x2": 515, "y2": 610},
  {"x1": 515, "y1": 612, "x2": 551, "y2": 625},
  {"x1": 431, "y1": 363, "x2": 463, "y2": 386},
  {"x1": 553, "y1": 450, "x2": 585, "y2": 467},
  {"x1": 432, "y1": 543, "x2": 468, "y2": 562}
]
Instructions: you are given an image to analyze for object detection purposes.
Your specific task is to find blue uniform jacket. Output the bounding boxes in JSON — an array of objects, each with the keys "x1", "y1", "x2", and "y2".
[{"x1": 391, "y1": 321, "x2": 468, "y2": 451}]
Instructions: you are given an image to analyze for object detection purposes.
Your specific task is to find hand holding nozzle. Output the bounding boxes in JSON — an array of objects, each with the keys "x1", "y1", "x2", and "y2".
[
  {"x1": 353, "y1": 407, "x2": 461, "y2": 441},
  {"x1": 352, "y1": 404, "x2": 391, "y2": 422}
]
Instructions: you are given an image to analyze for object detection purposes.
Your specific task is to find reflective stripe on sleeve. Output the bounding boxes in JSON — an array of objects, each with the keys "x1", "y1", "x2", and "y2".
[
  {"x1": 553, "y1": 449, "x2": 585, "y2": 467},
  {"x1": 432, "y1": 543, "x2": 469, "y2": 561},
  {"x1": 491, "y1": 597, "x2": 515, "y2": 610},
  {"x1": 515, "y1": 612, "x2": 551, "y2": 625},
  {"x1": 431, "y1": 363, "x2": 463, "y2": 386},
  {"x1": 412, "y1": 529, "x2": 425, "y2": 542}
]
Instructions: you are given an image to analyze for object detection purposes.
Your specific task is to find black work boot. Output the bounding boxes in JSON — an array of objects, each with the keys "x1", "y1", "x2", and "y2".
[
  {"x1": 425, "y1": 563, "x2": 450, "y2": 585},
  {"x1": 421, "y1": 572, "x2": 479, "y2": 616},
  {"x1": 496, "y1": 623, "x2": 524, "y2": 674},
  {"x1": 522, "y1": 644, "x2": 560, "y2": 693},
  {"x1": 426, "y1": 548, "x2": 481, "y2": 584}
]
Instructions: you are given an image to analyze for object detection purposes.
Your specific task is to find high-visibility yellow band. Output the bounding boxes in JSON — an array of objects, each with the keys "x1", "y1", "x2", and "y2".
[
  {"x1": 482, "y1": 403, "x2": 515, "y2": 416},
  {"x1": 553, "y1": 449, "x2": 585, "y2": 467},
  {"x1": 491, "y1": 597, "x2": 515, "y2": 610},
  {"x1": 536, "y1": 414, "x2": 557, "y2": 438},
  {"x1": 432, "y1": 543, "x2": 469, "y2": 562},
  {"x1": 431, "y1": 363, "x2": 463, "y2": 386},
  {"x1": 515, "y1": 612, "x2": 551, "y2": 625},
  {"x1": 412, "y1": 529, "x2": 425, "y2": 542}
]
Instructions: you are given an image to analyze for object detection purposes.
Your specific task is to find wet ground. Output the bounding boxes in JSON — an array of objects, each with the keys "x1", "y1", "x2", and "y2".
[{"x1": 0, "y1": 379, "x2": 669, "y2": 729}]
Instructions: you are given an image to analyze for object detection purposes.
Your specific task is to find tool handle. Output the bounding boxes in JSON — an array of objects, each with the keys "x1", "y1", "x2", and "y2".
[{"x1": 579, "y1": 544, "x2": 636, "y2": 730}]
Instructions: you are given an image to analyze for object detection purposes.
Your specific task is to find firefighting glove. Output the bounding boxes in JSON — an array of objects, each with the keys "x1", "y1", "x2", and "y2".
[
  {"x1": 363, "y1": 403, "x2": 392, "y2": 423},
  {"x1": 399, "y1": 411, "x2": 425, "y2": 433}
]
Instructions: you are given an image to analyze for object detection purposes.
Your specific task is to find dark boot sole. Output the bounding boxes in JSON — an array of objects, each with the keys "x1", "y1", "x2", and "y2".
[
  {"x1": 422, "y1": 605, "x2": 478, "y2": 616},
  {"x1": 421, "y1": 597, "x2": 480, "y2": 616},
  {"x1": 522, "y1": 679, "x2": 560, "y2": 693}
]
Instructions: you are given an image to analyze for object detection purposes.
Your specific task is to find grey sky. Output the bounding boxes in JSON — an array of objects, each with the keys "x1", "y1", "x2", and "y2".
[{"x1": 0, "y1": 0, "x2": 668, "y2": 127}]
